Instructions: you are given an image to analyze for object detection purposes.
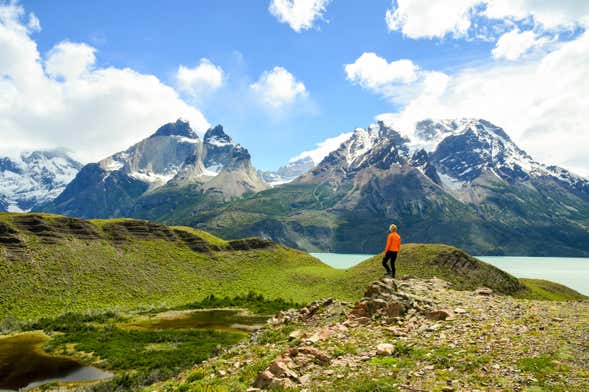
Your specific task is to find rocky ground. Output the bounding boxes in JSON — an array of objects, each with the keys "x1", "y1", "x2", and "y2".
[{"x1": 151, "y1": 277, "x2": 589, "y2": 392}]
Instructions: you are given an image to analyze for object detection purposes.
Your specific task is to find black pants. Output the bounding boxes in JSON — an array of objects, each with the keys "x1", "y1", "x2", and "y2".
[{"x1": 382, "y1": 251, "x2": 398, "y2": 277}]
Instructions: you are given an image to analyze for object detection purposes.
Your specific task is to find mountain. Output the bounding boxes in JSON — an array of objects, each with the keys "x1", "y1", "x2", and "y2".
[
  {"x1": 258, "y1": 132, "x2": 354, "y2": 186},
  {"x1": 39, "y1": 120, "x2": 268, "y2": 218},
  {"x1": 0, "y1": 150, "x2": 82, "y2": 212},
  {"x1": 258, "y1": 156, "x2": 315, "y2": 186},
  {"x1": 183, "y1": 119, "x2": 589, "y2": 256}
]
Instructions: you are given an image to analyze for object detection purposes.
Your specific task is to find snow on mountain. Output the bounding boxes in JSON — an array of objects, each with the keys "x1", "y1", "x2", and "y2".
[
  {"x1": 259, "y1": 132, "x2": 353, "y2": 186},
  {"x1": 0, "y1": 150, "x2": 82, "y2": 212},
  {"x1": 413, "y1": 119, "x2": 589, "y2": 192},
  {"x1": 308, "y1": 118, "x2": 588, "y2": 198}
]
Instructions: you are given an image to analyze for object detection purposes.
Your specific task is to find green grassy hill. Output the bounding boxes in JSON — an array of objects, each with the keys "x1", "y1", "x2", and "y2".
[{"x1": 0, "y1": 213, "x2": 584, "y2": 324}]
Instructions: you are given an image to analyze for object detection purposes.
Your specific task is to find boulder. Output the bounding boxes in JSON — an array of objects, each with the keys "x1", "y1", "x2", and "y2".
[
  {"x1": 426, "y1": 309, "x2": 454, "y2": 321},
  {"x1": 474, "y1": 287, "x2": 493, "y2": 296},
  {"x1": 376, "y1": 343, "x2": 395, "y2": 355}
]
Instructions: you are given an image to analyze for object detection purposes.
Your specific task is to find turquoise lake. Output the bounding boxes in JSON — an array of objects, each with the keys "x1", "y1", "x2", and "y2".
[{"x1": 310, "y1": 253, "x2": 589, "y2": 296}]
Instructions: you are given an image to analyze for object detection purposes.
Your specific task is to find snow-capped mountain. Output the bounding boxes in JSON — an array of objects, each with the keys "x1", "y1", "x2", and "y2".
[
  {"x1": 0, "y1": 150, "x2": 82, "y2": 212},
  {"x1": 40, "y1": 120, "x2": 268, "y2": 218},
  {"x1": 196, "y1": 118, "x2": 589, "y2": 256},
  {"x1": 258, "y1": 157, "x2": 315, "y2": 186},
  {"x1": 258, "y1": 132, "x2": 354, "y2": 186}
]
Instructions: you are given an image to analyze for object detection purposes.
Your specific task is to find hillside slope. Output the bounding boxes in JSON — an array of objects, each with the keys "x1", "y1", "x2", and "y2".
[{"x1": 0, "y1": 214, "x2": 583, "y2": 324}]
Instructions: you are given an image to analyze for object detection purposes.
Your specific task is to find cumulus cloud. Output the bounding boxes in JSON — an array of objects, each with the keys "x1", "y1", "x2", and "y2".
[
  {"x1": 375, "y1": 32, "x2": 589, "y2": 176},
  {"x1": 385, "y1": 0, "x2": 481, "y2": 39},
  {"x1": 250, "y1": 66, "x2": 308, "y2": 109},
  {"x1": 269, "y1": 0, "x2": 331, "y2": 32},
  {"x1": 492, "y1": 28, "x2": 546, "y2": 60},
  {"x1": 386, "y1": 0, "x2": 589, "y2": 40},
  {"x1": 290, "y1": 131, "x2": 353, "y2": 164},
  {"x1": 0, "y1": 2, "x2": 209, "y2": 163},
  {"x1": 344, "y1": 52, "x2": 444, "y2": 108},
  {"x1": 45, "y1": 41, "x2": 96, "y2": 79},
  {"x1": 345, "y1": 52, "x2": 419, "y2": 96},
  {"x1": 176, "y1": 58, "x2": 224, "y2": 98}
]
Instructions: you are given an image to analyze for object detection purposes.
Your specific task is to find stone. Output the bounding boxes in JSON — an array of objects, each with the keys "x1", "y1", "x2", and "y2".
[
  {"x1": 268, "y1": 360, "x2": 297, "y2": 379},
  {"x1": 355, "y1": 316, "x2": 371, "y2": 325},
  {"x1": 307, "y1": 327, "x2": 332, "y2": 343},
  {"x1": 474, "y1": 287, "x2": 493, "y2": 296},
  {"x1": 426, "y1": 309, "x2": 454, "y2": 321},
  {"x1": 253, "y1": 370, "x2": 275, "y2": 388},
  {"x1": 289, "y1": 329, "x2": 305, "y2": 340},
  {"x1": 376, "y1": 343, "x2": 395, "y2": 355},
  {"x1": 454, "y1": 307, "x2": 467, "y2": 314},
  {"x1": 365, "y1": 280, "x2": 397, "y2": 298},
  {"x1": 289, "y1": 346, "x2": 331, "y2": 365},
  {"x1": 350, "y1": 300, "x2": 370, "y2": 317},
  {"x1": 299, "y1": 374, "x2": 312, "y2": 385},
  {"x1": 383, "y1": 300, "x2": 406, "y2": 317}
]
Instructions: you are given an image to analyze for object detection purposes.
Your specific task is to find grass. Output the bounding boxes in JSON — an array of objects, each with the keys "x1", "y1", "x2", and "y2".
[
  {"x1": 5, "y1": 292, "x2": 298, "y2": 392},
  {"x1": 515, "y1": 278, "x2": 587, "y2": 301},
  {"x1": 0, "y1": 213, "x2": 585, "y2": 326}
]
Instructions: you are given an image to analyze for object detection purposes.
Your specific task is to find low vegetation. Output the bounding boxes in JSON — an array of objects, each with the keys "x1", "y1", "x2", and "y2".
[{"x1": 0, "y1": 213, "x2": 584, "y2": 327}]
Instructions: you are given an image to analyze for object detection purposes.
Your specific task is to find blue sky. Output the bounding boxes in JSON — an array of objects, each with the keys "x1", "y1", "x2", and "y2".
[{"x1": 3, "y1": 1, "x2": 589, "y2": 174}]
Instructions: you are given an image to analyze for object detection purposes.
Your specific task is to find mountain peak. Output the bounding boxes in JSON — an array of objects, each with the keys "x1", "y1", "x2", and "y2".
[
  {"x1": 204, "y1": 125, "x2": 233, "y2": 147},
  {"x1": 151, "y1": 119, "x2": 198, "y2": 139}
]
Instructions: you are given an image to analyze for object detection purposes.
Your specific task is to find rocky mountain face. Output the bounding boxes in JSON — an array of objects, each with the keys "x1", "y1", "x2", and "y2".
[
  {"x1": 39, "y1": 120, "x2": 268, "y2": 218},
  {"x1": 0, "y1": 150, "x2": 82, "y2": 212},
  {"x1": 187, "y1": 119, "x2": 589, "y2": 256}
]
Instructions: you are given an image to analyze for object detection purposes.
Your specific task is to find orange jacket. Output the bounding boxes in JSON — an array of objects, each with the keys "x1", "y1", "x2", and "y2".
[{"x1": 385, "y1": 232, "x2": 401, "y2": 252}]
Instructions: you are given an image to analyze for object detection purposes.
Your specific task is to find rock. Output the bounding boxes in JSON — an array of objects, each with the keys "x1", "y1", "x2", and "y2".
[
  {"x1": 253, "y1": 370, "x2": 275, "y2": 388},
  {"x1": 350, "y1": 300, "x2": 370, "y2": 317},
  {"x1": 474, "y1": 287, "x2": 493, "y2": 296},
  {"x1": 365, "y1": 280, "x2": 397, "y2": 298},
  {"x1": 376, "y1": 343, "x2": 395, "y2": 355},
  {"x1": 299, "y1": 374, "x2": 312, "y2": 385},
  {"x1": 383, "y1": 300, "x2": 406, "y2": 317},
  {"x1": 355, "y1": 316, "x2": 372, "y2": 325},
  {"x1": 454, "y1": 307, "x2": 467, "y2": 314},
  {"x1": 384, "y1": 326, "x2": 407, "y2": 336},
  {"x1": 288, "y1": 346, "x2": 331, "y2": 365},
  {"x1": 426, "y1": 309, "x2": 454, "y2": 321},
  {"x1": 427, "y1": 323, "x2": 442, "y2": 332},
  {"x1": 289, "y1": 329, "x2": 305, "y2": 340},
  {"x1": 268, "y1": 360, "x2": 297, "y2": 379},
  {"x1": 307, "y1": 327, "x2": 332, "y2": 343},
  {"x1": 441, "y1": 387, "x2": 455, "y2": 392}
]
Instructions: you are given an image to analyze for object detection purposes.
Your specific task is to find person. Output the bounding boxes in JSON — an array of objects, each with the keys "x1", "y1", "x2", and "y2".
[{"x1": 382, "y1": 224, "x2": 401, "y2": 277}]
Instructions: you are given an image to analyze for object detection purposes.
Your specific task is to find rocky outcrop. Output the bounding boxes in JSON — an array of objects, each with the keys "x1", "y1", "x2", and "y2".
[{"x1": 1, "y1": 213, "x2": 276, "y2": 255}]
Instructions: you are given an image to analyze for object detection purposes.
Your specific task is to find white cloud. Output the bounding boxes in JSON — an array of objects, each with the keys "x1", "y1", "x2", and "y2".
[
  {"x1": 492, "y1": 28, "x2": 546, "y2": 60},
  {"x1": 376, "y1": 32, "x2": 589, "y2": 176},
  {"x1": 176, "y1": 58, "x2": 224, "y2": 98},
  {"x1": 269, "y1": 0, "x2": 331, "y2": 32},
  {"x1": 27, "y1": 12, "x2": 40, "y2": 32},
  {"x1": 291, "y1": 131, "x2": 353, "y2": 164},
  {"x1": 45, "y1": 41, "x2": 96, "y2": 79},
  {"x1": 345, "y1": 52, "x2": 419, "y2": 96},
  {"x1": 386, "y1": 0, "x2": 589, "y2": 40},
  {"x1": 484, "y1": 0, "x2": 589, "y2": 30},
  {"x1": 250, "y1": 66, "x2": 308, "y2": 109},
  {"x1": 0, "y1": 3, "x2": 209, "y2": 163},
  {"x1": 385, "y1": 0, "x2": 481, "y2": 39}
]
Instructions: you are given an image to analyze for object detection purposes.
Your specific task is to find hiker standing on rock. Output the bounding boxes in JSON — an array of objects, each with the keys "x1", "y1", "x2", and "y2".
[{"x1": 382, "y1": 224, "x2": 401, "y2": 278}]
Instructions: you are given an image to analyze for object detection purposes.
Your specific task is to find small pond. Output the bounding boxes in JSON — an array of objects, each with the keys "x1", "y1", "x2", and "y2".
[
  {"x1": 0, "y1": 332, "x2": 112, "y2": 391},
  {"x1": 125, "y1": 308, "x2": 269, "y2": 332}
]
